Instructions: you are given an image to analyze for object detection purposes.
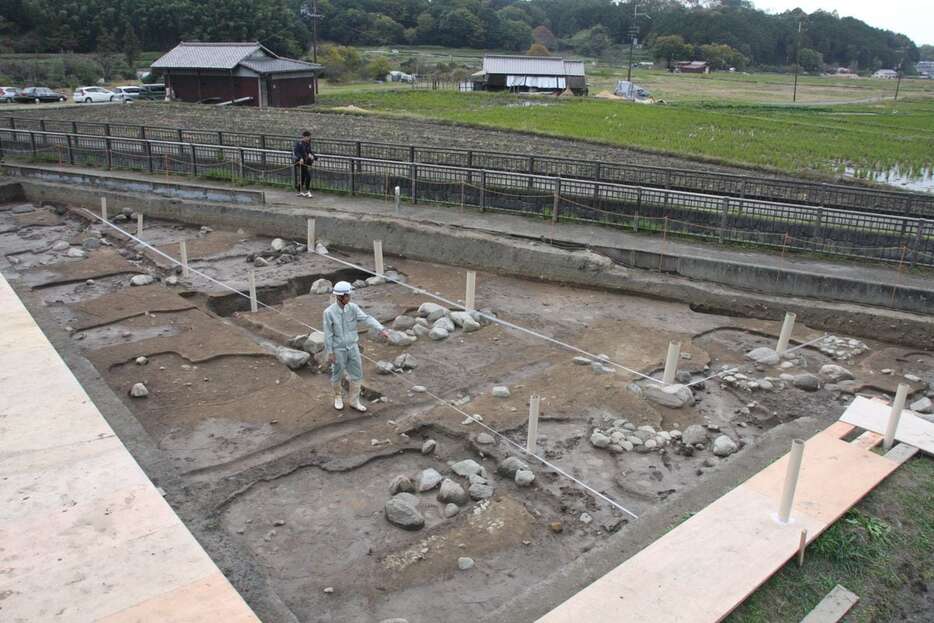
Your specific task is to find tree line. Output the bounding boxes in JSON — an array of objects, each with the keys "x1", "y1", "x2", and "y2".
[{"x1": 0, "y1": 0, "x2": 921, "y2": 72}]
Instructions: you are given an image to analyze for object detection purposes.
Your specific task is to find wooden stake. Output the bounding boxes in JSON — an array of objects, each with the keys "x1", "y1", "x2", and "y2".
[
  {"x1": 306, "y1": 217, "x2": 316, "y2": 252},
  {"x1": 662, "y1": 341, "x2": 681, "y2": 384},
  {"x1": 179, "y1": 239, "x2": 189, "y2": 278},
  {"x1": 778, "y1": 439, "x2": 805, "y2": 523},
  {"x1": 373, "y1": 240, "x2": 384, "y2": 276},
  {"x1": 884, "y1": 383, "x2": 909, "y2": 451},
  {"x1": 248, "y1": 270, "x2": 258, "y2": 313},
  {"x1": 100, "y1": 196, "x2": 107, "y2": 221},
  {"x1": 526, "y1": 394, "x2": 541, "y2": 455},
  {"x1": 797, "y1": 529, "x2": 808, "y2": 567},
  {"x1": 465, "y1": 271, "x2": 477, "y2": 311},
  {"x1": 136, "y1": 212, "x2": 143, "y2": 236},
  {"x1": 776, "y1": 311, "x2": 797, "y2": 355},
  {"x1": 394, "y1": 185, "x2": 401, "y2": 213}
]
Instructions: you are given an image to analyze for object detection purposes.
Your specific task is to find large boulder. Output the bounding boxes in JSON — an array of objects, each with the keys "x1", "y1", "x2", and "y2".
[
  {"x1": 746, "y1": 347, "x2": 780, "y2": 366},
  {"x1": 302, "y1": 333, "x2": 326, "y2": 354},
  {"x1": 450, "y1": 311, "x2": 481, "y2": 333},
  {"x1": 428, "y1": 327, "x2": 449, "y2": 341},
  {"x1": 496, "y1": 456, "x2": 528, "y2": 479},
  {"x1": 712, "y1": 435, "x2": 738, "y2": 457},
  {"x1": 437, "y1": 479, "x2": 469, "y2": 505},
  {"x1": 819, "y1": 364, "x2": 854, "y2": 382},
  {"x1": 468, "y1": 483, "x2": 494, "y2": 500},
  {"x1": 418, "y1": 302, "x2": 449, "y2": 322},
  {"x1": 910, "y1": 397, "x2": 933, "y2": 414},
  {"x1": 309, "y1": 278, "x2": 332, "y2": 295},
  {"x1": 276, "y1": 347, "x2": 310, "y2": 370},
  {"x1": 681, "y1": 424, "x2": 707, "y2": 446},
  {"x1": 384, "y1": 495, "x2": 425, "y2": 530},
  {"x1": 792, "y1": 373, "x2": 820, "y2": 392},
  {"x1": 433, "y1": 317, "x2": 456, "y2": 333},
  {"x1": 386, "y1": 330, "x2": 417, "y2": 346},
  {"x1": 392, "y1": 315, "x2": 416, "y2": 331},
  {"x1": 451, "y1": 459, "x2": 485, "y2": 479},
  {"x1": 644, "y1": 383, "x2": 694, "y2": 409},
  {"x1": 416, "y1": 468, "x2": 443, "y2": 492}
]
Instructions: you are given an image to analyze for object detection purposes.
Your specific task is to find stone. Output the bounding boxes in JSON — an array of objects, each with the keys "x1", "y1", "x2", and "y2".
[
  {"x1": 681, "y1": 424, "x2": 707, "y2": 446},
  {"x1": 276, "y1": 347, "x2": 310, "y2": 370},
  {"x1": 475, "y1": 432, "x2": 495, "y2": 445},
  {"x1": 675, "y1": 370, "x2": 693, "y2": 385},
  {"x1": 11, "y1": 204, "x2": 34, "y2": 214},
  {"x1": 670, "y1": 429, "x2": 682, "y2": 439},
  {"x1": 580, "y1": 512, "x2": 593, "y2": 524},
  {"x1": 643, "y1": 383, "x2": 694, "y2": 408},
  {"x1": 82, "y1": 237, "x2": 101, "y2": 250},
  {"x1": 515, "y1": 469, "x2": 535, "y2": 486},
  {"x1": 549, "y1": 522, "x2": 563, "y2": 534},
  {"x1": 270, "y1": 238, "x2": 286, "y2": 251},
  {"x1": 820, "y1": 364, "x2": 854, "y2": 382},
  {"x1": 164, "y1": 275, "x2": 179, "y2": 286},
  {"x1": 416, "y1": 468, "x2": 443, "y2": 492},
  {"x1": 468, "y1": 483, "x2": 494, "y2": 500},
  {"x1": 66, "y1": 247, "x2": 86, "y2": 258},
  {"x1": 352, "y1": 279, "x2": 367, "y2": 289},
  {"x1": 376, "y1": 361, "x2": 395, "y2": 375},
  {"x1": 302, "y1": 333, "x2": 326, "y2": 354},
  {"x1": 129, "y1": 382, "x2": 149, "y2": 398},
  {"x1": 433, "y1": 317, "x2": 456, "y2": 333},
  {"x1": 468, "y1": 473, "x2": 488, "y2": 486},
  {"x1": 392, "y1": 315, "x2": 416, "y2": 331},
  {"x1": 712, "y1": 435, "x2": 738, "y2": 457},
  {"x1": 492, "y1": 385, "x2": 510, "y2": 398},
  {"x1": 792, "y1": 373, "x2": 820, "y2": 392},
  {"x1": 135, "y1": 356, "x2": 148, "y2": 366},
  {"x1": 421, "y1": 439, "x2": 437, "y2": 455},
  {"x1": 428, "y1": 327, "x2": 449, "y2": 341},
  {"x1": 112, "y1": 214, "x2": 128, "y2": 223},
  {"x1": 129, "y1": 274, "x2": 155, "y2": 287},
  {"x1": 457, "y1": 557, "x2": 474, "y2": 571},
  {"x1": 747, "y1": 347, "x2": 780, "y2": 366},
  {"x1": 573, "y1": 356, "x2": 591, "y2": 365},
  {"x1": 451, "y1": 459, "x2": 485, "y2": 479},
  {"x1": 411, "y1": 385, "x2": 427, "y2": 393},
  {"x1": 910, "y1": 397, "x2": 933, "y2": 414},
  {"x1": 393, "y1": 353, "x2": 417, "y2": 370},
  {"x1": 438, "y1": 479, "x2": 468, "y2": 505},
  {"x1": 758, "y1": 379, "x2": 774, "y2": 391},
  {"x1": 450, "y1": 311, "x2": 481, "y2": 332},
  {"x1": 412, "y1": 324, "x2": 430, "y2": 338},
  {"x1": 643, "y1": 438, "x2": 658, "y2": 450},
  {"x1": 384, "y1": 495, "x2": 424, "y2": 530},
  {"x1": 590, "y1": 431, "x2": 611, "y2": 448},
  {"x1": 366, "y1": 276, "x2": 386, "y2": 286},
  {"x1": 620, "y1": 440, "x2": 634, "y2": 452},
  {"x1": 905, "y1": 374, "x2": 922, "y2": 383},
  {"x1": 309, "y1": 278, "x2": 332, "y2": 295},
  {"x1": 418, "y1": 302, "x2": 449, "y2": 322},
  {"x1": 51, "y1": 240, "x2": 70, "y2": 252},
  {"x1": 497, "y1": 456, "x2": 528, "y2": 478},
  {"x1": 443, "y1": 503, "x2": 460, "y2": 518},
  {"x1": 389, "y1": 475, "x2": 415, "y2": 494},
  {"x1": 386, "y1": 330, "x2": 416, "y2": 346}
]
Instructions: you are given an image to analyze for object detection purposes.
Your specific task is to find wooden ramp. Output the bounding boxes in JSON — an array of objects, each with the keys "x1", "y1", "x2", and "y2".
[
  {"x1": 0, "y1": 274, "x2": 260, "y2": 622},
  {"x1": 841, "y1": 395, "x2": 934, "y2": 455},
  {"x1": 538, "y1": 421, "x2": 917, "y2": 623}
]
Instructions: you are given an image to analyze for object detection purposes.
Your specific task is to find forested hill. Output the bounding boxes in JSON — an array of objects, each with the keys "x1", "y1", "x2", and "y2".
[{"x1": 0, "y1": 0, "x2": 920, "y2": 70}]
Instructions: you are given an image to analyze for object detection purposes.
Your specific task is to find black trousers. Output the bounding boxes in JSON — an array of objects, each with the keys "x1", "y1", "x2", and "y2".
[{"x1": 296, "y1": 162, "x2": 312, "y2": 190}]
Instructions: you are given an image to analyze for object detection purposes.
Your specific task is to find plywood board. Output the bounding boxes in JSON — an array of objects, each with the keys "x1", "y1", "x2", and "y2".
[
  {"x1": 0, "y1": 274, "x2": 260, "y2": 622},
  {"x1": 800, "y1": 584, "x2": 859, "y2": 623},
  {"x1": 538, "y1": 430, "x2": 903, "y2": 623},
  {"x1": 841, "y1": 395, "x2": 934, "y2": 455}
]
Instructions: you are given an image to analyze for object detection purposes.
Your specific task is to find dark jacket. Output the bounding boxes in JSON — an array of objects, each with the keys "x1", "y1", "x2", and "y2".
[{"x1": 293, "y1": 140, "x2": 316, "y2": 164}]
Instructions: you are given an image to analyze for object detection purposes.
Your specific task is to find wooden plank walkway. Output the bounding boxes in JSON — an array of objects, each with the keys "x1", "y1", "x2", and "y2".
[
  {"x1": 0, "y1": 274, "x2": 260, "y2": 622},
  {"x1": 537, "y1": 420, "x2": 915, "y2": 622},
  {"x1": 800, "y1": 585, "x2": 859, "y2": 623},
  {"x1": 841, "y1": 395, "x2": 934, "y2": 455}
]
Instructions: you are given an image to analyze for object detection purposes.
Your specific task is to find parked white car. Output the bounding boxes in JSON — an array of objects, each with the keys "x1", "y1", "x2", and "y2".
[
  {"x1": 112, "y1": 86, "x2": 143, "y2": 101},
  {"x1": 0, "y1": 87, "x2": 19, "y2": 103},
  {"x1": 73, "y1": 86, "x2": 123, "y2": 103}
]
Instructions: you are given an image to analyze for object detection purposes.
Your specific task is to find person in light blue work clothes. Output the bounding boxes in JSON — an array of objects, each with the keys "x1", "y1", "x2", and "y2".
[{"x1": 323, "y1": 281, "x2": 389, "y2": 412}]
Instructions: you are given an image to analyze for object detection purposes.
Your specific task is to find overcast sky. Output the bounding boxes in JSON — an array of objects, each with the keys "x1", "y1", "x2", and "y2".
[{"x1": 753, "y1": 1, "x2": 933, "y2": 46}]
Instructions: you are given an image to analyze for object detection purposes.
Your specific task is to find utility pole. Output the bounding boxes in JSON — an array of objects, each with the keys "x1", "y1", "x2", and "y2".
[
  {"x1": 792, "y1": 18, "x2": 802, "y2": 103},
  {"x1": 626, "y1": 1, "x2": 650, "y2": 82},
  {"x1": 894, "y1": 49, "x2": 905, "y2": 102},
  {"x1": 310, "y1": 0, "x2": 322, "y2": 63}
]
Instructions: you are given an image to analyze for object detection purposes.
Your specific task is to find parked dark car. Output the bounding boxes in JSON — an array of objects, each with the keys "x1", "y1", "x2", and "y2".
[
  {"x1": 140, "y1": 83, "x2": 165, "y2": 100},
  {"x1": 14, "y1": 87, "x2": 67, "y2": 103}
]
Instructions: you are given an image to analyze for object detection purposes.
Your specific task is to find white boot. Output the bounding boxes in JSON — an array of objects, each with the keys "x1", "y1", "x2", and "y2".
[
  {"x1": 333, "y1": 384, "x2": 344, "y2": 411},
  {"x1": 349, "y1": 382, "x2": 367, "y2": 412}
]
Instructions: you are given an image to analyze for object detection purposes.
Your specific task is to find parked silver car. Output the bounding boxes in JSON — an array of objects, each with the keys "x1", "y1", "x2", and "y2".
[
  {"x1": 112, "y1": 86, "x2": 143, "y2": 101},
  {"x1": 0, "y1": 87, "x2": 18, "y2": 103}
]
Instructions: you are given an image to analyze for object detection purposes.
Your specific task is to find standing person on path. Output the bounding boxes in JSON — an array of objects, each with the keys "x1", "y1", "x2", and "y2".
[
  {"x1": 323, "y1": 281, "x2": 389, "y2": 412},
  {"x1": 293, "y1": 130, "x2": 317, "y2": 197}
]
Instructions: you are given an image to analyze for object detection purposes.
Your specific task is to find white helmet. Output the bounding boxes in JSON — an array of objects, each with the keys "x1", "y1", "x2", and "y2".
[{"x1": 333, "y1": 281, "x2": 353, "y2": 295}]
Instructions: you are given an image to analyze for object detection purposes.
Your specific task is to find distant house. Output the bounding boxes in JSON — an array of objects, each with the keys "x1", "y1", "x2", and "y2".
[
  {"x1": 872, "y1": 69, "x2": 898, "y2": 80},
  {"x1": 151, "y1": 42, "x2": 322, "y2": 108},
  {"x1": 916, "y1": 61, "x2": 934, "y2": 77},
  {"x1": 471, "y1": 55, "x2": 587, "y2": 95},
  {"x1": 676, "y1": 61, "x2": 709, "y2": 74}
]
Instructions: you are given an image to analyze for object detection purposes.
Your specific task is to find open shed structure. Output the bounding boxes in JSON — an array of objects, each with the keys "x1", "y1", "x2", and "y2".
[
  {"x1": 151, "y1": 42, "x2": 322, "y2": 108},
  {"x1": 471, "y1": 55, "x2": 587, "y2": 95}
]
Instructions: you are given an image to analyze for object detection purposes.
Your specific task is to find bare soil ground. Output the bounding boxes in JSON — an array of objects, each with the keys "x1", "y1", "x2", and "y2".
[
  {"x1": 16, "y1": 102, "x2": 783, "y2": 178},
  {"x1": 2, "y1": 197, "x2": 932, "y2": 623}
]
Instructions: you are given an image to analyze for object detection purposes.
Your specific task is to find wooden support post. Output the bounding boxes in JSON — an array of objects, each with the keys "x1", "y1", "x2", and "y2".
[
  {"x1": 884, "y1": 383, "x2": 909, "y2": 451},
  {"x1": 394, "y1": 185, "x2": 401, "y2": 213},
  {"x1": 662, "y1": 341, "x2": 681, "y2": 384},
  {"x1": 719, "y1": 197, "x2": 730, "y2": 244},
  {"x1": 189, "y1": 144, "x2": 198, "y2": 176},
  {"x1": 179, "y1": 240, "x2": 189, "y2": 278},
  {"x1": 350, "y1": 159, "x2": 356, "y2": 196},
  {"x1": 465, "y1": 271, "x2": 477, "y2": 311},
  {"x1": 373, "y1": 240, "x2": 384, "y2": 276},
  {"x1": 776, "y1": 311, "x2": 797, "y2": 355},
  {"x1": 778, "y1": 439, "x2": 805, "y2": 523},
  {"x1": 104, "y1": 137, "x2": 112, "y2": 170},
  {"x1": 136, "y1": 212, "x2": 143, "y2": 236},
  {"x1": 145, "y1": 140, "x2": 153, "y2": 173},
  {"x1": 552, "y1": 177, "x2": 560, "y2": 223},
  {"x1": 479, "y1": 170, "x2": 486, "y2": 212},
  {"x1": 526, "y1": 394, "x2": 541, "y2": 455},
  {"x1": 248, "y1": 270, "x2": 258, "y2": 313},
  {"x1": 238, "y1": 148, "x2": 245, "y2": 179},
  {"x1": 66, "y1": 134, "x2": 75, "y2": 165},
  {"x1": 797, "y1": 529, "x2": 807, "y2": 567},
  {"x1": 306, "y1": 218, "x2": 316, "y2": 252},
  {"x1": 410, "y1": 164, "x2": 417, "y2": 204},
  {"x1": 100, "y1": 197, "x2": 108, "y2": 222}
]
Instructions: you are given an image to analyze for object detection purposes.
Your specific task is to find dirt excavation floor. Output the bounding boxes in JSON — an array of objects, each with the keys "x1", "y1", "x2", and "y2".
[
  {"x1": 3, "y1": 197, "x2": 934, "y2": 623},
  {"x1": 21, "y1": 102, "x2": 789, "y2": 179}
]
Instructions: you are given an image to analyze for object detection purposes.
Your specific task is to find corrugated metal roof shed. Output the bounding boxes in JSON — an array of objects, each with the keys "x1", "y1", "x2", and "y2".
[
  {"x1": 482, "y1": 55, "x2": 586, "y2": 77},
  {"x1": 240, "y1": 58, "x2": 320, "y2": 74},
  {"x1": 152, "y1": 42, "x2": 266, "y2": 70}
]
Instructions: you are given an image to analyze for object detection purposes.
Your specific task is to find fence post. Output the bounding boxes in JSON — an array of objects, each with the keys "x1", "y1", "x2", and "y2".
[
  {"x1": 217, "y1": 131, "x2": 223, "y2": 145},
  {"x1": 65, "y1": 134, "x2": 74, "y2": 165},
  {"x1": 479, "y1": 170, "x2": 486, "y2": 212},
  {"x1": 527, "y1": 157, "x2": 535, "y2": 189},
  {"x1": 552, "y1": 177, "x2": 561, "y2": 223},
  {"x1": 408, "y1": 145, "x2": 415, "y2": 162},
  {"x1": 812, "y1": 207, "x2": 823, "y2": 241},
  {"x1": 190, "y1": 144, "x2": 198, "y2": 176},
  {"x1": 104, "y1": 123, "x2": 110, "y2": 137},
  {"x1": 71, "y1": 121, "x2": 77, "y2": 134},
  {"x1": 909, "y1": 220, "x2": 925, "y2": 269},
  {"x1": 352, "y1": 159, "x2": 359, "y2": 196},
  {"x1": 9, "y1": 117, "x2": 15, "y2": 130},
  {"x1": 410, "y1": 164, "x2": 417, "y2": 204},
  {"x1": 636, "y1": 187, "x2": 643, "y2": 210},
  {"x1": 739, "y1": 180, "x2": 747, "y2": 199},
  {"x1": 104, "y1": 137, "x2": 111, "y2": 169},
  {"x1": 633, "y1": 210, "x2": 639, "y2": 233},
  {"x1": 39, "y1": 119, "x2": 46, "y2": 132},
  {"x1": 355, "y1": 141, "x2": 362, "y2": 158},
  {"x1": 139, "y1": 126, "x2": 146, "y2": 140},
  {"x1": 467, "y1": 150, "x2": 473, "y2": 168},
  {"x1": 177, "y1": 129, "x2": 184, "y2": 143},
  {"x1": 592, "y1": 182, "x2": 600, "y2": 212},
  {"x1": 719, "y1": 197, "x2": 730, "y2": 244},
  {"x1": 237, "y1": 148, "x2": 245, "y2": 180},
  {"x1": 29, "y1": 132, "x2": 36, "y2": 158},
  {"x1": 593, "y1": 161, "x2": 601, "y2": 180},
  {"x1": 665, "y1": 169, "x2": 672, "y2": 190},
  {"x1": 145, "y1": 141, "x2": 153, "y2": 173}
]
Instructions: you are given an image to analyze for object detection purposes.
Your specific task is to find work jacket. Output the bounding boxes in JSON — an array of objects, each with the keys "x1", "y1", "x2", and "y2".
[{"x1": 323, "y1": 302, "x2": 383, "y2": 352}]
